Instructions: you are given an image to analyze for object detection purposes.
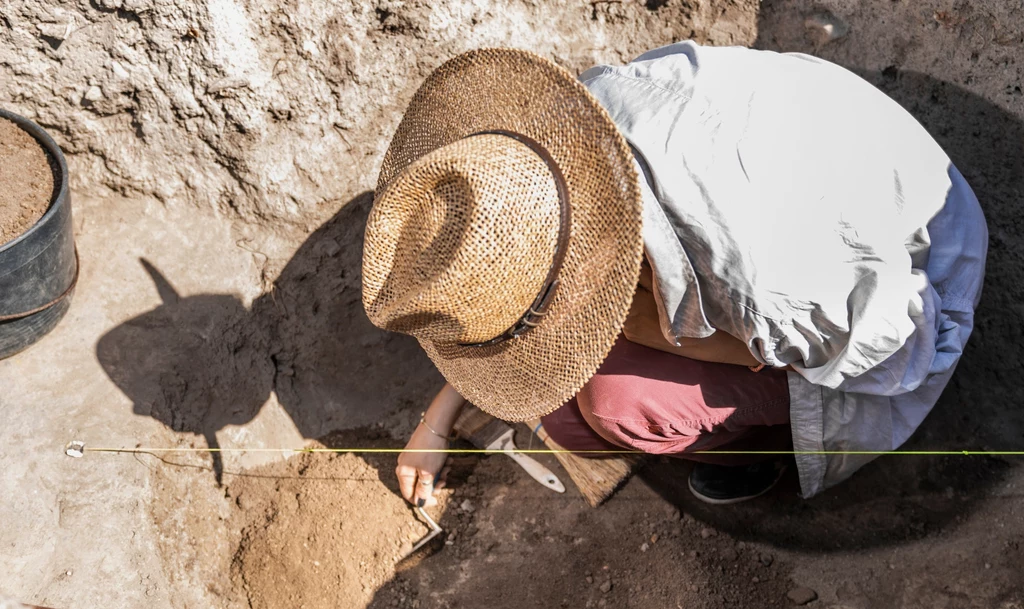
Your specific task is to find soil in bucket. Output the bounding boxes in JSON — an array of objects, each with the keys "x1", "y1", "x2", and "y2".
[{"x1": 0, "y1": 116, "x2": 57, "y2": 247}]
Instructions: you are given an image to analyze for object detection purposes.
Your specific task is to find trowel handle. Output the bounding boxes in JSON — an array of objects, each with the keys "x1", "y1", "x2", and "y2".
[{"x1": 505, "y1": 449, "x2": 566, "y2": 493}]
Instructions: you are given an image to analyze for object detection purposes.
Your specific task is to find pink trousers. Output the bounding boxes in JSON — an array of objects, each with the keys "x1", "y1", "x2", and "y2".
[{"x1": 540, "y1": 337, "x2": 792, "y2": 465}]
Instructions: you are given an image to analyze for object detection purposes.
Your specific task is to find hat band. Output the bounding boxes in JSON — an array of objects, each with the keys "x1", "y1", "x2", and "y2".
[{"x1": 458, "y1": 130, "x2": 572, "y2": 348}]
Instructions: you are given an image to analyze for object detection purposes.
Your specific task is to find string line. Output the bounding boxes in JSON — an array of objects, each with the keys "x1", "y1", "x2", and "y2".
[{"x1": 80, "y1": 447, "x2": 1024, "y2": 456}]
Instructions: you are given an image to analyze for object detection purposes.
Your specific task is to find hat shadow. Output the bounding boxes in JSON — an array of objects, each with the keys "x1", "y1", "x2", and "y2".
[{"x1": 96, "y1": 192, "x2": 443, "y2": 484}]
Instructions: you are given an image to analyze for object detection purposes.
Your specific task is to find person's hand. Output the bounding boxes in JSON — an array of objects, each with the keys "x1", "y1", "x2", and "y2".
[
  {"x1": 396, "y1": 424, "x2": 450, "y2": 506},
  {"x1": 395, "y1": 383, "x2": 465, "y2": 506}
]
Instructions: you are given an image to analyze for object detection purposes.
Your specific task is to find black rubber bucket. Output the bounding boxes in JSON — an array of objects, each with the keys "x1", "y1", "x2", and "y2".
[{"x1": 0, "y1": 108, "x2": 78, "y2": 360}]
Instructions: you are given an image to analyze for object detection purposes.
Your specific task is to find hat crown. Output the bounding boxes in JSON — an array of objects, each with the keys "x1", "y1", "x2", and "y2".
[{"x1": 363, "y1": 134, "x2": 561, "y2": 345}]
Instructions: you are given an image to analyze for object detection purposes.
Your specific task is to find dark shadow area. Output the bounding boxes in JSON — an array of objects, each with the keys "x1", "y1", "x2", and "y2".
[
  {"x1": 637, "y1": 7, "x2": 1024, "y2": 552},
  {"x1": 97, "y1": 192, "x2": 443, "y2": 484}
]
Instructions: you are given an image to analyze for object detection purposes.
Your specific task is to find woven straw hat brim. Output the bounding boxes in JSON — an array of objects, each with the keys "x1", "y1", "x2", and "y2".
[{"x1": 373, "y1": 48, "x2": 643, "y2": 422}]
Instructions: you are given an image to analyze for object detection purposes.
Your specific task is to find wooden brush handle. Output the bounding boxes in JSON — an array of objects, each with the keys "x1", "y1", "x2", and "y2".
[{"x1": 453, "y1": 403, "x2": 496, "y2": 439}]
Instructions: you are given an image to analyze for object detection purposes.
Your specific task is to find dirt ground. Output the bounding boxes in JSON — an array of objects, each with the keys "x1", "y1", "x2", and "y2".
[
  {"x1": 0, "y1": 116, "x2": 54, "y2": 245},
  {"x1": 3, "y1": 1, "x2": 1024, "y2": 608}
]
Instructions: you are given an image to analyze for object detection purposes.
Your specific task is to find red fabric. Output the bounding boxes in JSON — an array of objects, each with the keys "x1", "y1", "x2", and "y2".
[{"x1": 541, "y1": 337, "x2": 792, "y2": 465}]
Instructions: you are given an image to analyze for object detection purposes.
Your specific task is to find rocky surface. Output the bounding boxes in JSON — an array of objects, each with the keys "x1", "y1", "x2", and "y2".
[{"x1": 0, "y1": 0, "x2": 755, "y2": 225}]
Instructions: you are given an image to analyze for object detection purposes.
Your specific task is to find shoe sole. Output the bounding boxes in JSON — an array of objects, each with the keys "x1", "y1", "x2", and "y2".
[{"x1": 687, "y1": 463, "x2": 788, "y2": 506}]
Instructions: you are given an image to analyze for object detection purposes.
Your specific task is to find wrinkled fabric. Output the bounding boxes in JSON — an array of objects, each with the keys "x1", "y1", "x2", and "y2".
[
  {"x1": 581, "y1": 42, "x2": 988, "y2": 496},
  {"x1": 541, "y1": 336, "x2": 792, "y2": 466}
]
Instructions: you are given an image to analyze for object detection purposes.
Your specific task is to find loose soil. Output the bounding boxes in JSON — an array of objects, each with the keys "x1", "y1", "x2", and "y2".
[{"x1": 0, "y1": 117, "x2": 55, "y2": 247}]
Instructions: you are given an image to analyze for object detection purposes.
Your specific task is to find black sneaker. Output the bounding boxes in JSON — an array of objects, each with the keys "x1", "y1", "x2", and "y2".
[{"x1": 687, "y1": 458, "x2": 788, "y2": 505}]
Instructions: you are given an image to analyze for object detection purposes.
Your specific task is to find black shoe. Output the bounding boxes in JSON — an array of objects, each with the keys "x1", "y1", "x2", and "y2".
[{"x1": 687, "y1": 458, "x2": 788, "y2": 505}]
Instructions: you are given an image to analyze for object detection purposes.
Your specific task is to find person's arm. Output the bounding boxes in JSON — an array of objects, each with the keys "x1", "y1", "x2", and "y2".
[{"x1": 395, "y1": 383, "x2": 466, "y2": 506}]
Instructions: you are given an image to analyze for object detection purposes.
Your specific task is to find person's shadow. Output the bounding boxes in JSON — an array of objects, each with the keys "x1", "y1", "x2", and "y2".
[{"x1": 96, "y1": 192, "x2": 443, "y2": 484}]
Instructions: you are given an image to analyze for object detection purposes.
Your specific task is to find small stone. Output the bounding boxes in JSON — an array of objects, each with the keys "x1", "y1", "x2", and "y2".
[
  {"x1": 650, "y1": 534, "x2": 659, "y2": 544},
  {"x1": 985, "y1": 563, "x2": 992, "y2": 569},
  {"x1": 752, "y1": 576, "x2": 760, "y2": 583},
  {"x1": 787, "y1": 587, "x2": 818, "y2": 605},
  {"x1": 111, "y1": 60, "x2": 130, "y2": 80},
  {"x1": 207, "y1": 76, "x2": 250, "y2": 94},
  {"x1": 600, "y1": 581, "x2": 612, "y2": 594},
  {"x1": 598, "y1": 600, "x2": 607, "y2": 608},
  {"x1": 722, "y1": 548, "x2": 739, "y2": 562},
  {"x1": 640, "y1": 542, "x2": 649, "y2": 553},
  {"x1": 760, "y1": 553, "x2": 774, "y2": 567},
  {"x1": 84, "y1": 86, "x2": 103, "y2": 102},
  {"x1": 586, "y1": 576, "x2": 594, "y2": 584},
  {"x1": 804, "y1": 10, "x2": 850, "y2": 46},
  {"x1": 700, "y1": 527, "x2": 715, "y2": 539},
  {"x1": 665, "y1": 506, "x2": 681, "y2": 520},
  {"x1": 236, "y1": 494, "x2": 255, "y2": 510},
  {"x1": 37, "y1": 22, "x2": 70, "y2": 41},
  {"x1": 736, "y1": 542, "x2": 746, "y2": 550},
  {"x1": 689, "y1": 550, "x2": 699, "y2": 558},
  {"x1": 459, "y1": 499, "x2": 475, "y2": 513}
]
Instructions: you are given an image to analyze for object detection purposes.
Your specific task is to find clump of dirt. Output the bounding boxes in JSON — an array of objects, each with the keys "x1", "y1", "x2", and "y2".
[
  {"x1": 228, "y1": 430, "x2": 454, "y2": 609},
  {"x1": 0, "y1": 117, "x2": 55, "y2": 246}
]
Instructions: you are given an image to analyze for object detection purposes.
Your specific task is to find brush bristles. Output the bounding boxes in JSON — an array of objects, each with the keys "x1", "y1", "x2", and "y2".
[{"x1": 535, "y1": 427, "x2": 643, "y2": 507}]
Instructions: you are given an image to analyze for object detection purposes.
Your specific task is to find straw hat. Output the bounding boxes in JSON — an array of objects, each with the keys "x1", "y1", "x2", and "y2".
[{"x1": 362, "y1": 48, "x2": 643, "y2": 422}]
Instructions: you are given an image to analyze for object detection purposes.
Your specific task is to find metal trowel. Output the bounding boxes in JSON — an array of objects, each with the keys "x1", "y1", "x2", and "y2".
[{"x1": 396, "y1": 506, "x2": 446, "y2": 570}]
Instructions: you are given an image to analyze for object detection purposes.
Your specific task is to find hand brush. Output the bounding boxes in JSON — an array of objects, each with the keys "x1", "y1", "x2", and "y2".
[
  {"x1": 453, "y1": 404, "x2": 565, "y2": 493},
  {"x1": 527, "y1": 419, "x2": 645, "y2": 507}
]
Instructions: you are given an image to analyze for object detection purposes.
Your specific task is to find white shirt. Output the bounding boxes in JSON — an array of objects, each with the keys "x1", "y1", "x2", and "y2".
[{"x1": 581, "y1": 42, "x2": 989, "y2": 496}]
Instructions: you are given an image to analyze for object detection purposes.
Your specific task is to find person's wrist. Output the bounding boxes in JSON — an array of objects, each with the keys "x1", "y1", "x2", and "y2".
[{"x1": 420, "y1": 412, "x2": 456, "y2": 441}]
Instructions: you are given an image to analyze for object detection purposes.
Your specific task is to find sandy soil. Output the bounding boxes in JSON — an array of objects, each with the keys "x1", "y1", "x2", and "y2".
[{"x1": 0, "y1": 117, "x2": 54, "y2": 245}]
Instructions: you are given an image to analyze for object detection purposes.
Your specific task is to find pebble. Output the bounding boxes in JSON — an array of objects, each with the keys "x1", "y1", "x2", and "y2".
[
  {"x1": 650, "y1": 534, "x2": 659, "y2": 544},
  {"x1": 787, "y1": 587, "x2": 818, "y2": 606},
  {"x1": 586, "y1": 576, "x2": 594, "y2": 584},
  {"x1": 598, "y1": 600, "x2": 606, "y2": 608},
  {"x1": 37, "y1": 22, "x2": 70, "y2": 41},
  {"x1": 460, "y1": 499, "x2": 475, "y2": 513},
  {"x1": 752, "y1": 576, "x2": 760, "y2": 583},
  {"x1": 236, "y1": 493, "x2": 255, "y2": 510},
  {"x1": 600, "y1": 581, "x2": 612, "y2": 594},
  {"x1": 760, "y1": 553, "x2": 774, "y2": 567},
  {"x1": 84, "y1": 85, "x2": 103, "y2": 102},
  {"x1": 721, "y1": 548, "x2": 739, "y2": 562},
  {"x1": 700, "y1": 527, "x2": 716, "y2": 539},
  {"x1": 665, "y1": 506, "x2": 681, "y2": 520},
  {"x1": 640, "y1": 542, "x2": 649, "y2": 553},
  {"x1": 803, "y1": 10, "x2": 850, "y2": 45}
]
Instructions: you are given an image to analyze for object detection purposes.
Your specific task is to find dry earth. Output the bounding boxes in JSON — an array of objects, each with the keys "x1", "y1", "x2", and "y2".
[{"x1": 2, "y1": 1, "x2": 1024, "y2": 608}]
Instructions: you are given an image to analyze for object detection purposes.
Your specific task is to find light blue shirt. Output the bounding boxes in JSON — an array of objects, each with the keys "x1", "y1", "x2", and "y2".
[{"x1": 581, "y1": 42, "x2": 989, "y2": 496}]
